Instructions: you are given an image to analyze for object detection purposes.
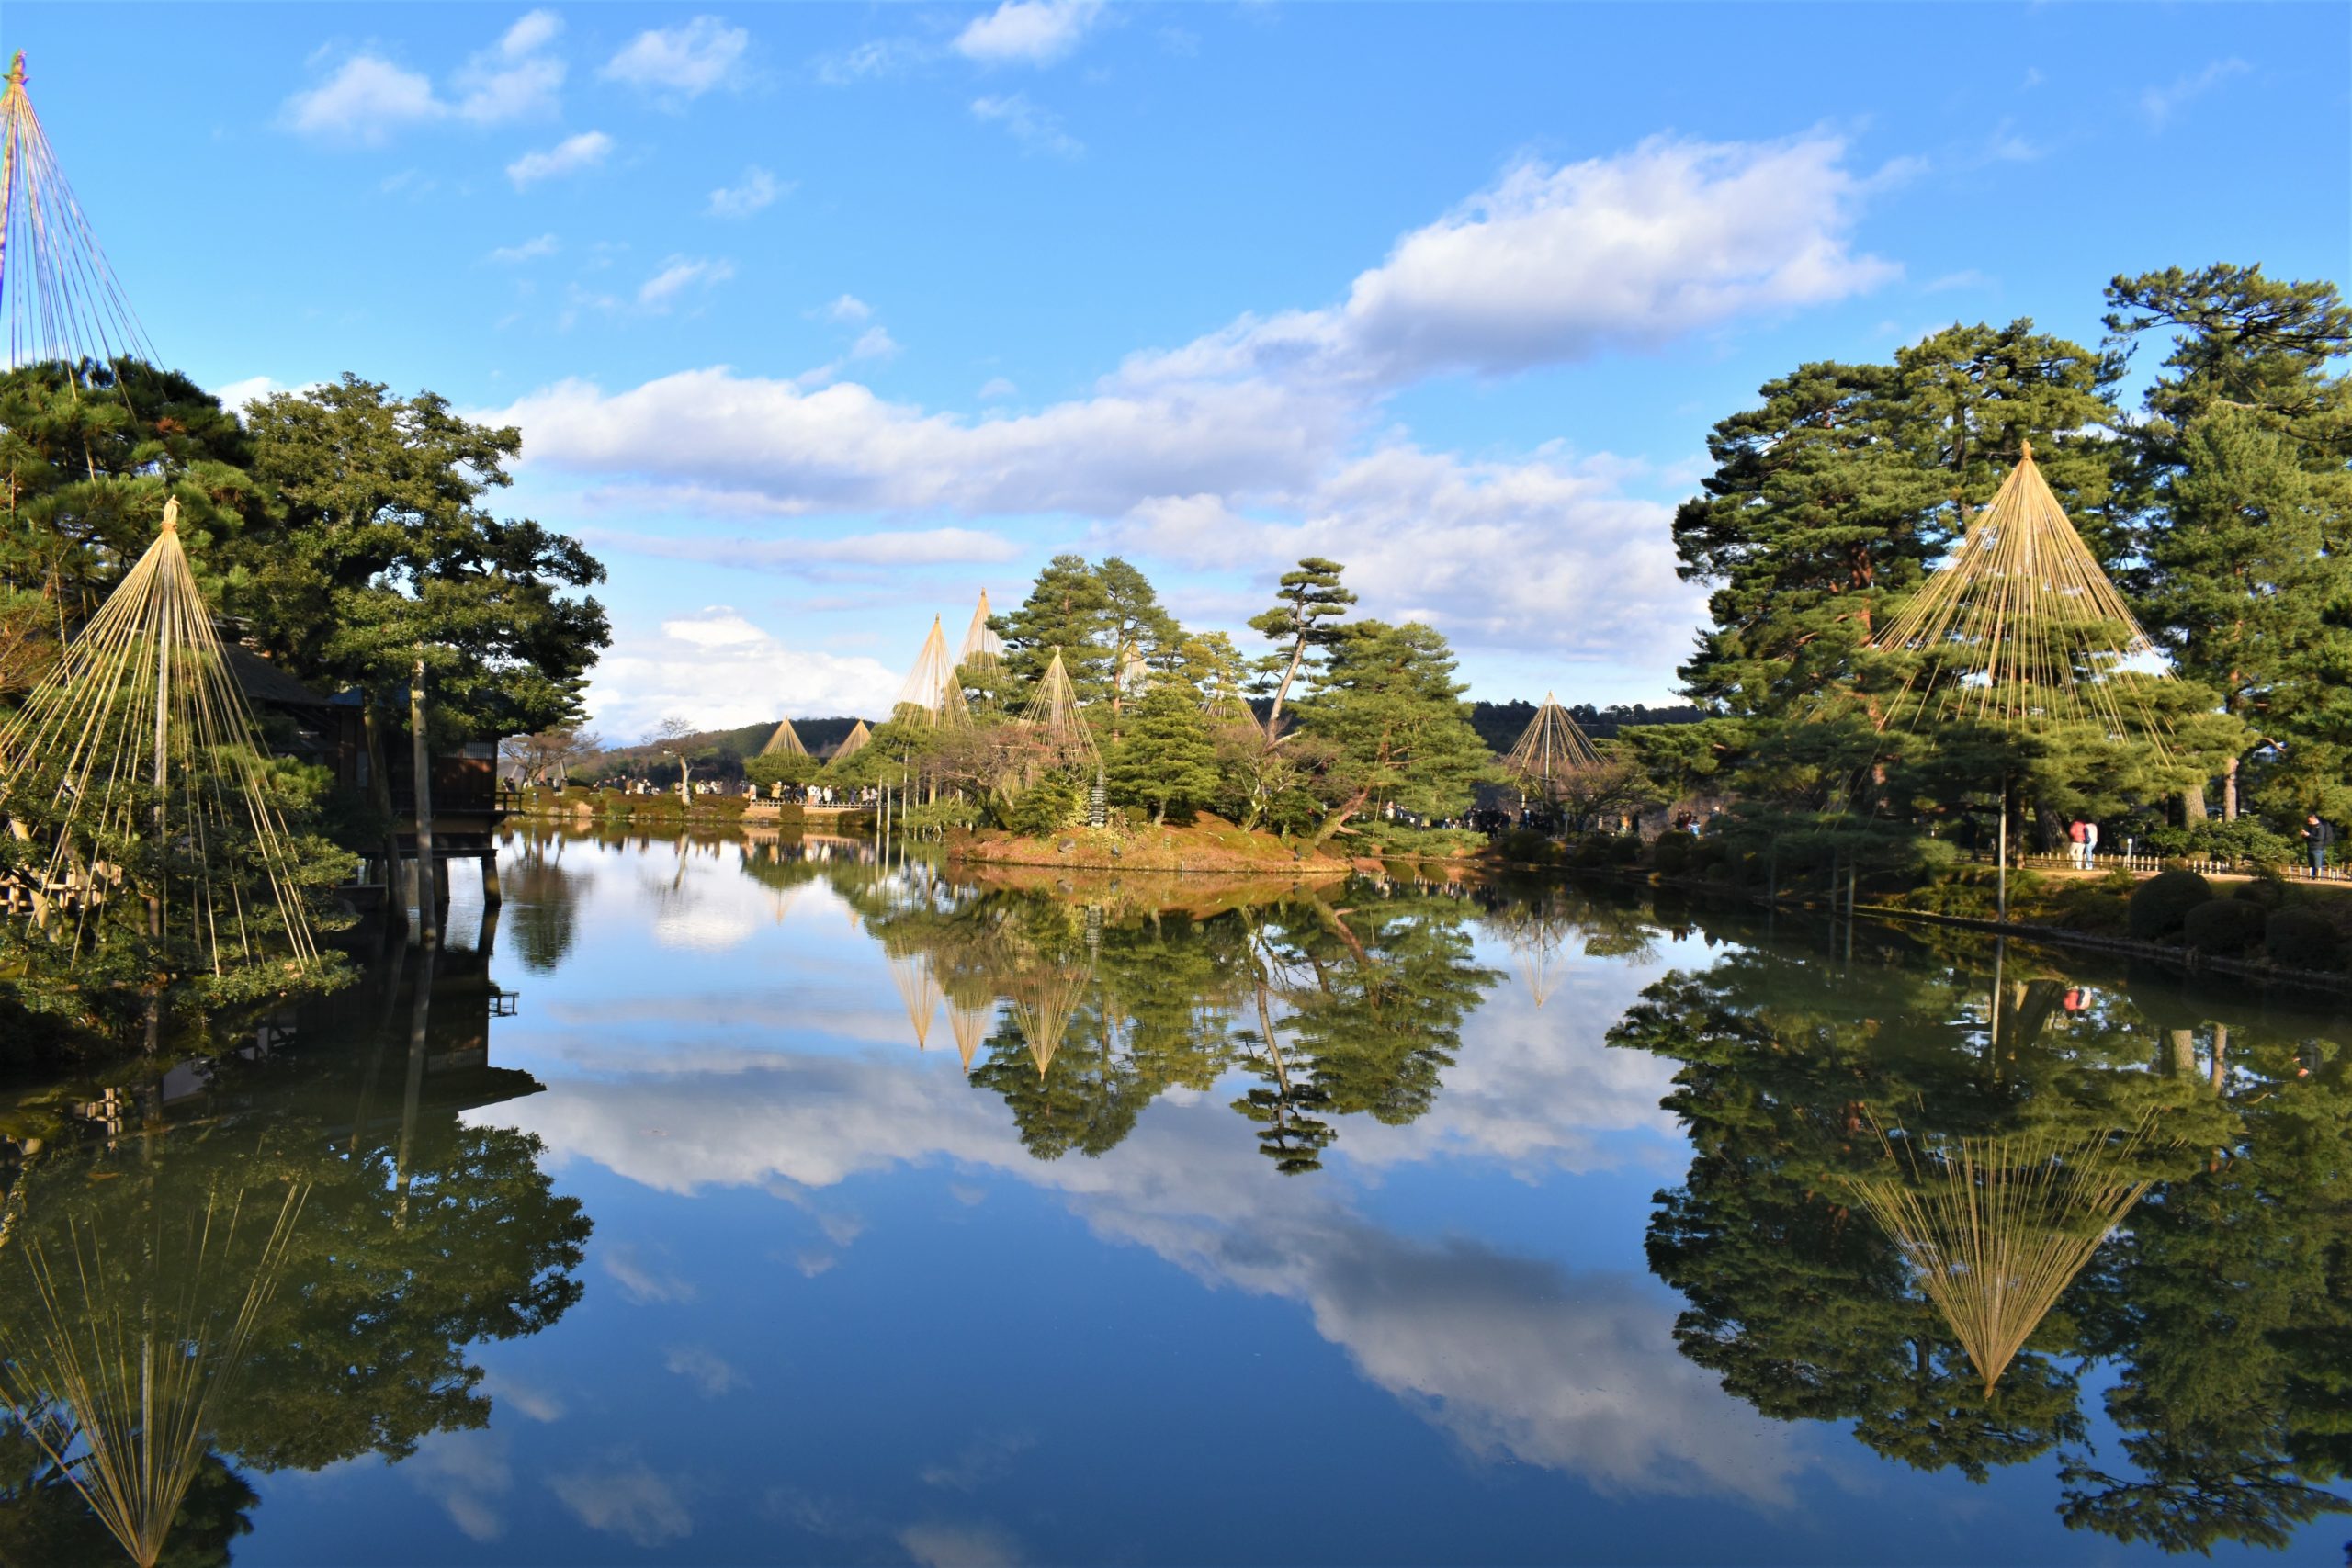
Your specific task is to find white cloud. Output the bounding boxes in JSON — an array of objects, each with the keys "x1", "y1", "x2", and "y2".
[
  {"x1": 590, "y1": 527, "x2": 1018, "y2": 568},
  {"x1": 978, "y1": 377, "x2": 1017, "y2": 400},
  {"x1": 453, "y1": 9, "x2": 566, "y2": 124},
  {"x1": 955, "y1": 0, "x2": 1105, "y2": 66},
  {"x1": 2141, "y1": 58, "x2": 2249, "y2": 128},
  {"x1": 602, "y1": 16, "x2": 751, "y2": 101},
  {"x1": 600, "y1": 1241, "x2": 698, "y2": 1303},
  {"x1": 212, "y1": 375, "x2": 292, "y2": 411},
  {"x1": 638, "y1": 255, "x2": 736, "y2": 309},
  {"x1": 507, "y1": 130, "x2": 614, "y2": 187},
  {"x1": 495, "y1": 133, "x2": 1887, "y2": 692},
  {"x1": 970, "y1": 94, "x2": 1081, "y2": 158},
  {"x1": 284, "y1": 13, "x2": 564, "y2": 141},
  {"x1": 1120, "y1": 133, "x2": 1897, "y2": 386},
  {"x1": 707, "y1": 164, "x2": 787, "y2": 218},
  {"x1": 283, "y1": 55, "x2": 442, "y2": 143},
  {"x1": 849, "y1": 326, "x2": 900, "y2": 361},
  {"x1": 404, "y1": 1430, "x2": 514, "y2": 1542},
  {"x1": 584, "y1": 610, "x2": 901, "y2": 736},
  {"x1": 815, "y1": 38, "x2": 930, "y2": 85},
  {"x1": 548, "y1": 1466, "x2": 695, "y2": 1547},
  {"x1": 486, "y1": 232, "x2": 560, "y2": 264}
]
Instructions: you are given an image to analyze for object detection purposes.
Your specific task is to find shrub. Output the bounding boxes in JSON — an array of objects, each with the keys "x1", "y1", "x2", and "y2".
[
  {"x1": 2234, "y1": 874, "x2": 2290, "y2": 910},
  {"x1": 1494, "y1": 829, "x2": 1557, "y2": 865},
  {"x1": 2144, "y1": 818, "x2": 2298, "y2": 868},
  {"x1": 1650, "y1": 834, "x2": 1693, "y2": 875},
  {"x1": 2129, "y1": 868, "x2": 2213, "y2": 940},
  {"x1": 2180, "y1": 898, "x2": 2267, "y2": 956},
  {"x1": 2265, "y1": 908, "x2": 2344, "y2": 970},
  {"x1": 2062, "y1": 892, "x2": 2131, "y2": 935},
  {"x1": 1003, "y1": 775, "x2": 1081, "y2": 836}
]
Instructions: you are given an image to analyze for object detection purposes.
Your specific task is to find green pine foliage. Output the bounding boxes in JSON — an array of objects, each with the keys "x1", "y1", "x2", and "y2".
[{"x1": 1105, "y1": 678, "x2": 1220, "y2": 823}]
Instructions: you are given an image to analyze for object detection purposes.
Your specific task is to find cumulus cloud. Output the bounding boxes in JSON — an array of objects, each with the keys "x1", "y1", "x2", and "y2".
[
  {"x1": 603, "y1": 16, "x2": 751, "y2": 101},
  {"x1": 584, "y1": 609, "x2": 901, "y2": 737},
  {"x1": 849, "y1": 326, "x2": 900, "y2": 361},
  {"x1": 970, "y1": 94, "x2": 1081, "y2": 157},
  {"x1": 283, "y1": 55, "x2": 442, "y2": 143},
  {"x1": 586, "y1": 527, "x2": 1019, "y2": 568},
  {"x1": 955, "y1": 0, "x2": 1105, "y2": 65},
  {"x1": 452, "y1": 10, "x2": 567, "y2": 124},
  {"x1": 638, "y1": 255, "x2": 736, "y2": 309},
  {"x1": 707, "y1": 164, "x2": 787, "y2": 218},
  {"x1": 507, "y1": 130, "x2": 614, "y2": 187},
  {"x1": 815, "y1": 37, "x2": 931, "y2": 85},
  {"x1": 283, "y1": 12, "x2": 565, "y2": 141},
  {"x1": 492, "y1": 132, "x2": 1885, "y2": 689}
]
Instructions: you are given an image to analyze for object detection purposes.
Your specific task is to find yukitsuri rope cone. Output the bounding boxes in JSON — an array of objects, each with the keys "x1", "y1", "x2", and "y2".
[
  {"x1": 957, "y1": 589, "x2": 1003, "y2": 673},
  {"x1": 831, "y1": 718, "x2": 873, "y2": 762},
  {"x1": 1848, "y1": 1112, "x2": 2161, "y2": 1396},
  {"x1": 1018, "y1": 649, "x2": 1098, "y2": 766},
  {"x1": 1500, "y1": 692, "x2": 1603, "y2": 798},
  {"x1": 0, "y1": 51, "x2": 157, "y2": 375},
  {"x1": 896, "y1": 616, "x2": 970, "y2": 728},
  {"x1": 0, "y1": 1180, "x2": 310, "y2": 1568},
  {"x1": 1867, "y1": 443, "x2": 2166, "y2": 745},
  {"x1": 0, "y1": 500, "x2": 322, "y2": 976},
  {"x1": 759, "y1": 716, "x2": 808, "y2": 758}
]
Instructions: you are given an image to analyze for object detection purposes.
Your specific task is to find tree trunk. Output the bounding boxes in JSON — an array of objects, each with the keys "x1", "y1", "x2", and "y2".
[
  {"x1": 409, "y1": 656, "x2": 439, "y2": 947},
  {"x1": 2221, "y1": 755, "x2": 2239, "y2": 820},
  {"x1": 1309, "y1": 788, "x2": 1371, "y2": 848},
  {"x1": 2181, "y1": 784, "x2": 2209, "y2": 824},
  {"x1": 1265, "y1": 638, "x2": 1307, "y2": 740}
]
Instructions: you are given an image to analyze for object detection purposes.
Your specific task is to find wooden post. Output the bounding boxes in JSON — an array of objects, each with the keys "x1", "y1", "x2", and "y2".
[
  {"x1": 1996, "y1": 781, "x2": 2008, "y2": 925},
  {"x1": 409, "y1": 654, "x2": 438, "y2": 947},
  {"x1": 481, "y1": 850, "x2": 501, "y2": 908}
]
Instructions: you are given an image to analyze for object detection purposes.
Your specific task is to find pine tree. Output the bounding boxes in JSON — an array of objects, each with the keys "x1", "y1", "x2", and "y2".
[
  {"x1": 2107, "y1": 265, "x2": 2352, "y2": 822},
  {"x1": 997, "y1": 553, "x2": 1112, "y2": 703},
  {"x1": 1105, "y1": 678, "x2": 1219, "y2": 824},
  {"x1": 1298, "y1": 620, "x2": 1490, "y2": 843},
  {"x1": 1249, "y1": 557, "x2": 1355, "y2": 736}
]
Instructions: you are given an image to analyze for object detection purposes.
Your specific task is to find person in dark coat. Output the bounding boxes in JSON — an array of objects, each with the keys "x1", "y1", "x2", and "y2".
[{"x1": 2307, "y1": 814, "x2": 2335, "y2": 879}]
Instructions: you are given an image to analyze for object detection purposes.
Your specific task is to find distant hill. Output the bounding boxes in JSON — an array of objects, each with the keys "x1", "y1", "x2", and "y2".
[{"x1": 584, "y1": 716, "x2": 875, "y2": 779}]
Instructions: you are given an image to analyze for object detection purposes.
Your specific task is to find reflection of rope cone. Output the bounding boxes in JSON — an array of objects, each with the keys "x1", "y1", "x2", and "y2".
[
  {"x1": 889, "y1": 951, "x2": 942, "y2": 1051},
  {"x1": 1849, "y1": 1116, "x2": 2156, "y2": 1396},
  {"x1": 947, "y1": 999, "x2": 995, "y2": 1075},
  {"x1": 1008, "y1": 964, "x2": 1090, "y2": 1079},
  {"x1": 0, "y1": 1181, "x2": 308, "y2": 1568},
  {"x1": 1516, "y1": 945, "x2": 1555, "y2": 1008}
]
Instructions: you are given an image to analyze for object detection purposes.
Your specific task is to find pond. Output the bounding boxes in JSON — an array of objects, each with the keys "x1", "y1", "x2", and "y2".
[{"x1": 2, "y1": 829, "x2": 2347, "y2": 1566}]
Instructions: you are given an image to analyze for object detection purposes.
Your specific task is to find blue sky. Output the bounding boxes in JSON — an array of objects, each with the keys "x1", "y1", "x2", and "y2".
[{"x1": 7, "y1": 2, "x2": 2346, "y2": 738}]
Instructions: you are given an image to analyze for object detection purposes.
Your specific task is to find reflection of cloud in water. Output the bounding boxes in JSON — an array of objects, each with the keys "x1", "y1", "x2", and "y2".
[
  {"x1": 651, "y1": 905, "x2": 760, "y2": 951},
  {"x1": 548, "y1": 1464, "x2": 695, "y2": 1546},
  {"x1": 601, "y1": 1241, "x2": 699, "y2": 1303},
  {"x1": 503, "y1": 1050, "x2": 1817, "y2": 1502},
  {"x1": 664, "y1": 1344, "x2": 746, "y2": 1397},
  {"x1": 899, "y1": 1520, "x2": 1024, "y2": 1568},
  {"x1": 404, "y1": 1427, "x2": 514, "y2": 1542},
  {"x1": 1340, "y1": 957, "x2": 1682, "y2": 1176}
]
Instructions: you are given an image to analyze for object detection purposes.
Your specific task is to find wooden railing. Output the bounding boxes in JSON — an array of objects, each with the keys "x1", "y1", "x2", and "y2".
[{"x1": 2016, "y1": 851, "x2": 2346, "y2": 882}]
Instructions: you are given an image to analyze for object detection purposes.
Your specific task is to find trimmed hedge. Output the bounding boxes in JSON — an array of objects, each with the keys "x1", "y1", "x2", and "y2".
[
  {"x1": 2234, "y1": 874, "x2": 2290, "y2": 910},
  {"x1": 2129, "y1": 868, "x2": 2214, "y2": 940},
  {"x1": 2265, "y1": 908, "x2": 2343, "y2": 970},
  {"x1": 2181, "y1": 898, "x2": 2267, "y2": 956}
]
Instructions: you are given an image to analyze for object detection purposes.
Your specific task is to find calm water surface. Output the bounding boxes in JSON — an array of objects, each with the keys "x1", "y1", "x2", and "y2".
[{"x1": 4, "y1": 829, "x2": 2347, "y2": 1566}]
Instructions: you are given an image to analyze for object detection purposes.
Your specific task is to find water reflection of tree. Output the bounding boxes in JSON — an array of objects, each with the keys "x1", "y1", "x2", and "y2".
[
  {"x1": 1608, "y1": 931, "x2": 2352, "y2": 1551},
  {"x1": 504, "y1": 834, "x2": 594, "y2": 974},
  {"x1": 851, "y1": 875, "x2": 1498, "y2": 1171},
  {"x1": 0, "y1": 940, "x2": 592, "y2": 1562}
]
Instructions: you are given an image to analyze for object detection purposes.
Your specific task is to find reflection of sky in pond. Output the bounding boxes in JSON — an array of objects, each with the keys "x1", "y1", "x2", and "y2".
[{"x1": 220, "y1": 836, "x2": 2336, "y2": 1565}]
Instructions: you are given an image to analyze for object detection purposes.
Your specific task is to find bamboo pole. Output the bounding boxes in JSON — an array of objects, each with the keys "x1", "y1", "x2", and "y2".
[{"x1": 408, "y1": 654, "x2": 437, "y2": 947}]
